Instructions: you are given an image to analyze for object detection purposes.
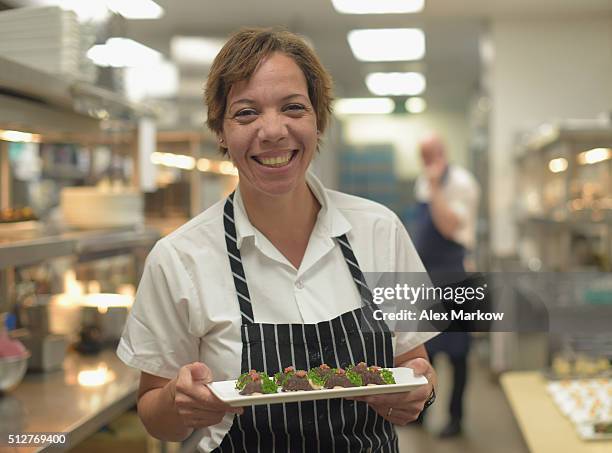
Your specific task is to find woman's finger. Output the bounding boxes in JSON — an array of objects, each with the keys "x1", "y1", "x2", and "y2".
[
  {"x1": 358, "y1": 386, "x2": 430, "y2": 406},
  {"x1": 370, "y1": 404, "x2": 420, "y2": 425}
]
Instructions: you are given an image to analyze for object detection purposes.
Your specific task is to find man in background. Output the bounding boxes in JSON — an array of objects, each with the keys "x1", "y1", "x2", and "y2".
[{"x1": 413, "y1": 133, "x2": 480, "y2": 437}]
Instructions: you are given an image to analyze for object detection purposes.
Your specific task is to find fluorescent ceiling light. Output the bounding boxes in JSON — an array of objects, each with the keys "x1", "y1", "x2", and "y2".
[
  {"x1": 334, "y1": 98, "x2": 395, "y2": 115},
  {"x1": 366, "y1": 72, "x2": 426, "y2": 96},
  {"x1": 405, "y1": 97, "x2": 427, "y2": 113},
  {"x1": 548, "y1": 157, "x2": 568, "y2": 173},
  {"x1": 124, "y1": 60, "x2": 179, "y2": 101},
  {"x1": 171, "y1": 36, "x2": 225, "y2": 65},
  {"x1": 332, "y1": 0, "x2": 425, "y2": 14},
  {"x1": 578, "y1": 148, "x2": 611, "y2": 165},
  {"x1": 87, "y1": 38, "x2": 162, "y2": 67},
  {"x1": 106, "y1": 0, "x2": 163, "y2": 19},
  {"x1": 347, "y1": 28, "x2": 425, "y2": 62}
]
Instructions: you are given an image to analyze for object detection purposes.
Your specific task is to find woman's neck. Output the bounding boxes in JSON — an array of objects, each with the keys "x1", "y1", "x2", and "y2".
[{"x1": 240, "y1": 182, "x2": 321, "y2": 244}]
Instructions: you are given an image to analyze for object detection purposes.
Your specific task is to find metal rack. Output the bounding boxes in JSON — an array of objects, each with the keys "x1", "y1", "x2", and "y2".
[
  {"x1": 0, "y1": 54, "x2": 158, "y2": 313},
  {"x1": 514, "y1": 120, "x2": 612, "y2": 364},
  {"x1": 515, "y1": 120, "x2": 612, "y2": 271}
]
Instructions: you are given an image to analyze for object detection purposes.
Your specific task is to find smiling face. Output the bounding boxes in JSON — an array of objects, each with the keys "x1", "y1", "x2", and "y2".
[{"x1": 220, "y1": 52, "x2": 318, "y2": 200}]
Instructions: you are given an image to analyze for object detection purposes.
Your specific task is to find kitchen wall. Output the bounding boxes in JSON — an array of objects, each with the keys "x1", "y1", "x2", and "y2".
[
  {"x1": 339, "y1": 109, "x2": 470, "y2": 180},
  {"x1": 488, "y1": 16, "x2": 612, "y2": 257}
]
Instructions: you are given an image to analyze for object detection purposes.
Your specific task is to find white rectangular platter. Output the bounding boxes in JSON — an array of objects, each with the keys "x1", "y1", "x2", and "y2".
[{"x1": 208, "y1": 367, "x2": 428, "y2": 407}]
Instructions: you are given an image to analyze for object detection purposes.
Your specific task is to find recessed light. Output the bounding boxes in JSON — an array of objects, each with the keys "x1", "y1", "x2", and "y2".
[
  {"x1": 405, "y1": 97, "x2": 427, "y2": 113},
  {"x1": 347, "y1": 28, "x2": 425, "y2": 62},
  {"x1": 87, "y1": 38, "x2": 162, "y2": 67},
  {"x1": 548, "y1": 158, "x2": 568, "y2": 173},
  {"x1": 577, "y1": 148, "x2": 611, "y2": 165},
  {"x1": 332, "y1": 0, "x2": 425, "y2": 14},
  {"x1": 106, "y1": 0, "x2": 164, "y2": 19},
  {"x1": 366, "y1": 72, "x2": 426, "y2": 96},
  {"x1": 334, "y1": 98, "x2": 395, "y2": 115},
  {"x1": 171, "y1": 37, "x2": 225, "y2": 65}
]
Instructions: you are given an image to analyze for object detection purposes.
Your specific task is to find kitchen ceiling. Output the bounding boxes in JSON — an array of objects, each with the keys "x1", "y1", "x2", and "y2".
[{"x1": 123, "y1": 0, "x2": 612, "y2": 112}]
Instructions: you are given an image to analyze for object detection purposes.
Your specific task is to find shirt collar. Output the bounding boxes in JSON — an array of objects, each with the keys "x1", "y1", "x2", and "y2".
[{"x1": 232, "y1": 170, "x2": 352, "y2": 249}]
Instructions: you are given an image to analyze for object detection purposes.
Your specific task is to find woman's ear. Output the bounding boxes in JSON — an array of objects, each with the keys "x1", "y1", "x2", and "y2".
[{"x1": 218, "y1": 133, "x2": 227, "y2": 149}]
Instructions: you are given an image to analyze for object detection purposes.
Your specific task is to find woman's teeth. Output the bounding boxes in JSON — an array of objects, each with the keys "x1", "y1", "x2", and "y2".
[{"x1": 257, "y1": 152, "x2": 293, "y2": 167}]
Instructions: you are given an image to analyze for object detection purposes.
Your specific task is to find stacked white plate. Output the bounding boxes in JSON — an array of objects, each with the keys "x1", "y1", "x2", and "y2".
[
  {"x1": 0, "y1": 6, "x2": 96, "y2": 81},
  {"x1": 61, "y1": 186, "x2": 144, "y2": 229}
]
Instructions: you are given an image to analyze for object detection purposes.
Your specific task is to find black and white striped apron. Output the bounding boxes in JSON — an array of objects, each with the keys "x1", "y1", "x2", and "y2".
[{"x1": 212, "y1": 193, "x2": 399, "y2": 453}]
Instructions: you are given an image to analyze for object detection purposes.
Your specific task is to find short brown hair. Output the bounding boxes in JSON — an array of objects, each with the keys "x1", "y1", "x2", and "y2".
[{"x1": 205, "y1": 27, "x2": 333, "y2": 153}]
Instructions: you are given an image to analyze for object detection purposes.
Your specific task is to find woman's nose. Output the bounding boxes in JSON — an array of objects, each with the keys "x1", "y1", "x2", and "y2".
[{"x1": 257, "y1": 112, "x2": 288, "y2": 143}]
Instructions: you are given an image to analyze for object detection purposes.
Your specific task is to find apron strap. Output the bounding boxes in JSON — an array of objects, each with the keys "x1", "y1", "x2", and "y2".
[
  {"x1": 335, "y1": 234, "x2": 376, "y2": 307},
  {"x1": 223, "y1": 193, "x2": 255, "y2": 324}
]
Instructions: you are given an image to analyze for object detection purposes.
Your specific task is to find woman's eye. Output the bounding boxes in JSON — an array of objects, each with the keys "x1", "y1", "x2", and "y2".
[
  {"x1": 284, "y1": 103, "x2": 306, "y2": 112},
  {"x1": 234, "y1": 109, "x2": 257, "y2": 118}
]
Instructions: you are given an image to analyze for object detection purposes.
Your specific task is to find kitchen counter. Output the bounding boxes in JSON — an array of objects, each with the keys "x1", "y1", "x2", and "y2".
[
  {"x1": 501, "y1": 371, "x2": 612, "y2": 453},
  {"x1": 0, "y1": 349, "x2": 139, "y2": 452}
]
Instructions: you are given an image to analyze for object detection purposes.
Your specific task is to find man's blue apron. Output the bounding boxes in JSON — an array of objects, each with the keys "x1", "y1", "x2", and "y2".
[{"x1": 413, "y1": 166, "x2": 470, "y2": 357}]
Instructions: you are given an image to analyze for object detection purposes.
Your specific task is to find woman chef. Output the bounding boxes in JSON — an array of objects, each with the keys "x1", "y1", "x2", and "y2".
[{"x1": 117, "y1": 28, "x2": 438, "y2": 452}]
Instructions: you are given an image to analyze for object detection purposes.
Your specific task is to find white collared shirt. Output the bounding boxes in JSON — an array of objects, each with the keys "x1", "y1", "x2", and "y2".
[{"x1": 117, "y1": 172, "x2": 437, "y2": 451}]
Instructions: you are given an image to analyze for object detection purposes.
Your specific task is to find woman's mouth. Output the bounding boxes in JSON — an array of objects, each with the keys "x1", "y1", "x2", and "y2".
[{"x1": 252, "y1": 150, "x2": 297, "y2": 168}]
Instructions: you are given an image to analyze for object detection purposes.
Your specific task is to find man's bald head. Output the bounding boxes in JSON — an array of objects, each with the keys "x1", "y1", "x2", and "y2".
[{"x1": 419, "y1": 133, "x2": 447, "y2": 167}]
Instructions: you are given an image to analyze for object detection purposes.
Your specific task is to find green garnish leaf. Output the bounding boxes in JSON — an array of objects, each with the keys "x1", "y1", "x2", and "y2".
[
  {"x1": 236, "y1": 372, "x2": 250, "y2": 390},
  {"x1": 381, "y1": 369, "x2": 395, "y2": 384},
  {"x1": 261, "y1": 374, "x2": 278, "y2": 394},
  {"x1": 307, "y1": 369, "x2": 326, "y2": 386},
  {"x1": 274, "y1": 371, "x2": 284, "y2": 385},
  {"x1": 346, "y1": 370, "x2": 363, "y2": 387}
]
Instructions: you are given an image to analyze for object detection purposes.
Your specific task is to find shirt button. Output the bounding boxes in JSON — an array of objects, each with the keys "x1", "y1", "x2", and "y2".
[{"x1": 295, "y1": 280, "x2": 304, "y2": 290}]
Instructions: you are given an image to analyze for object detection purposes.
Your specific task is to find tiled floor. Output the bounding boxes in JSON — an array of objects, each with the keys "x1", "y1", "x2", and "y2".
[{"x1": 397, "y1": 349, "x2": 529, "y2": 453}]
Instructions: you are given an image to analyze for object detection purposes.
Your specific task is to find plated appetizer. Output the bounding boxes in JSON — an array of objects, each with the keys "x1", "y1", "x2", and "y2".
[
  {"x1": 275, "y1": 366, "x2": 315, "y2": 391},
  {"x1": 350, "y1": 362, "x2": 396, "y2": 386},
  {"x1": 237, "y1": 363, "x2": 397, "y2": 395},
  {"x1": 323, "y1": 368, "x2": 361, "y2": 389},
  {"x1": 235, "y1": 370, "x2": 278, "y2": 395}
]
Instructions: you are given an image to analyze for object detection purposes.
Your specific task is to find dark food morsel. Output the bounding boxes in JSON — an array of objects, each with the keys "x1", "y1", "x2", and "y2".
[
  {"x1": 352, "y1": 362, "x2": 385, "y2": 385},
  {"x1": 236, "y1": 370, "x2": 278, "y2": 395},
  {"x1": 281, "y1": 368, "x2": 313, "y2": 391},
  {"x1": 594, "y1": 422, "x2": 612, "y2": 434},
  {"x1": 324, "y1": 368, "x2": 356, "y2": 389},
  {"x1": 311, "y1": 363, "x2": 333, "y2": 380},
  {"x1": 241, "y1": 379, "x2": 263, "y2": 395}
]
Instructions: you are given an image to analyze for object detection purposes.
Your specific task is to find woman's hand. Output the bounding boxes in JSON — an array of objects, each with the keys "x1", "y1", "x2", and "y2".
[
  {"x1": 349, "y1": 358, "x2": 435, "y2": 426},
  {"x1": 171, "y1": 362, "x2": 244, "y2": 429}
]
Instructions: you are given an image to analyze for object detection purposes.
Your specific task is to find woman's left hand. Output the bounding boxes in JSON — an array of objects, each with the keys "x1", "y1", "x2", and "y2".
[{"x1": 349, "y1": 358, "x2": 435, "y2": 426}]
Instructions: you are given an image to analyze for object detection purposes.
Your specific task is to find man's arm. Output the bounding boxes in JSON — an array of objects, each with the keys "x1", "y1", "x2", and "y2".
[{"x1": 429, "y1": 184, "x2": 461, "y2": 240}]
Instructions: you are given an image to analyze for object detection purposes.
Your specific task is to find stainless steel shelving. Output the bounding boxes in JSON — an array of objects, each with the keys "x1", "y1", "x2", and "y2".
[{"x1": 0, "y1": 227, "x2": 160, "y2": 270}]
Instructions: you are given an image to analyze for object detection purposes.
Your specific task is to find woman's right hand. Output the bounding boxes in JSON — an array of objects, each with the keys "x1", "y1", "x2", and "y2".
[{"x1": 172, "y1": 362, "x2": 244, "y2": 428}]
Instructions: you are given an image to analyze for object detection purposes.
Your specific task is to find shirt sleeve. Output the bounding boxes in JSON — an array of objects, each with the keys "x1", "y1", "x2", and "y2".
[
  {"x1": 445, "y1": 171, "x2": 480, "y2": 248},
  {"x1": 390, "y1": 216, "x2": 439, "y2": 358},
  {"x1": 116, "y1": 239, "x2": 201, "y2": 379}
]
